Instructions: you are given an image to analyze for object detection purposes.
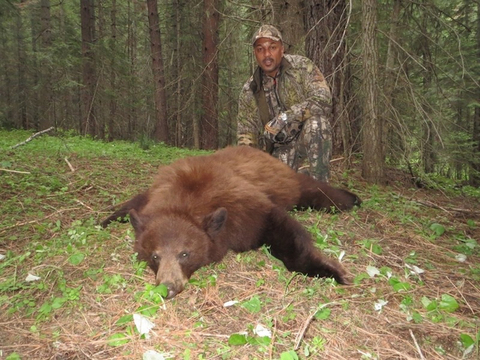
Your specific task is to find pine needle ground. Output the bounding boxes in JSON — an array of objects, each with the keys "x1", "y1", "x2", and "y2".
[{"x1": 1, "y1": 132, "x2": 479, "y2": 359}]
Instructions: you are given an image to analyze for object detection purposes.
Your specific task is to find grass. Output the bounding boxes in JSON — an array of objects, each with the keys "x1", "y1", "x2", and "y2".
[{"x1": 1, "y1": 129, "x2": 479, "y2": 359}]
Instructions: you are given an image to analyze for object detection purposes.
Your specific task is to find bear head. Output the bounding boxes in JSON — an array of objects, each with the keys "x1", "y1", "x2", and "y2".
[{"x1": 130, "y1": 207, "x2": 228, "y2": 298}]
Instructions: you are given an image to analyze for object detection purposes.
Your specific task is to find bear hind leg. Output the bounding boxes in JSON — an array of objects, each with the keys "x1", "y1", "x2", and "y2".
[{"x1": 295, "y1": 173, "x2": 361, "y2": 212}]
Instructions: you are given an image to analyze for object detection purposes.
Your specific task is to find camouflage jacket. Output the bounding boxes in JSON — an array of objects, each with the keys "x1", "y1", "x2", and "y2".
[{"x1": 237, "y1": 54, "x2": 332, "y2": 152}]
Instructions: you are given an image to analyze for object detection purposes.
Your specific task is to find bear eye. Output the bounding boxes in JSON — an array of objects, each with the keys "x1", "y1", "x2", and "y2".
[
  {"x1": 180, "y1": 252, "x2": 189, "y2": 258},
  {"x1": 151, "y1": 254, "x2": 160, "y2": 262}
]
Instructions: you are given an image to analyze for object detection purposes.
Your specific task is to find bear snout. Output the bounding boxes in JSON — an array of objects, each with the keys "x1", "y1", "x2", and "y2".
[
  {"x1": 161, "y1": 281, "x2": 183, "y2": 299},
  {"x1": 155, "y1": 260, "x2": 189, "y2": 299}
]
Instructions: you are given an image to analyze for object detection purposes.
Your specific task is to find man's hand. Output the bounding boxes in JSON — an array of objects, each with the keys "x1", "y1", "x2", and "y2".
[{"x1": 264, "y1": 112, "x2": 303, "y2": 144}]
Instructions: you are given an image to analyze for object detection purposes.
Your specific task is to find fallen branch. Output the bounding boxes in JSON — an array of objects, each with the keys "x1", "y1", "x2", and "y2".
[
  {"x1": 11, "y1": 126, "x2": 55, "y2": 149},
  {"x1": 75, "y1": 199, "x2": 94, "y2": 211},
  {"x1": 0, "y1": 168, "x2": 31, "y2": 174},
  {"x1": 414, "y1": 199, "x2": 480, "y2": 215},
  {"x1": 65, "y1": 157, "x2": 75, "y2": 172},
  {"x1": 294, "y1": 311, "x2": 316, "y2": 350},
  {"x1": 0, "y1": 207, "x2": 81, "y2": 235},
  {"x1": 294, "y1": 302, "x2": 340, "y2": 350},
  {"x1": 409, "y1": 329, "x2": 426, "y2": 360}
]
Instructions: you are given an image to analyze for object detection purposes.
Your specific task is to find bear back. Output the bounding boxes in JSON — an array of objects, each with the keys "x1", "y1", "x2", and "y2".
[{"x1": 139, "y1": 146, "x2": 302, "y2": 253}]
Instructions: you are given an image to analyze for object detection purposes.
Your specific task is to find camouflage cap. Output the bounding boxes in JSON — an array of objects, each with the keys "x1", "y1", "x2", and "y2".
[{"x1": 252, "y1": 25, "x2": 283, "y2": 45}]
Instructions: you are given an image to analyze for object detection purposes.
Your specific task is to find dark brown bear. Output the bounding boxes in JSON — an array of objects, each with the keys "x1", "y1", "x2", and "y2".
[{"x1": 102, "y1": 146, "x2": 361, "y2": 298}]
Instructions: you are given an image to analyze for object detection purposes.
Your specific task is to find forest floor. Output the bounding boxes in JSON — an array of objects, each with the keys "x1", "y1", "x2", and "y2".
[{"x1": 1, "y1": 130, "x2": 479, "y2": 360}]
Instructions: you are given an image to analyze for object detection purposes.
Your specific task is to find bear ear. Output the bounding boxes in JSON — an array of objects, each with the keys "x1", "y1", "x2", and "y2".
[
  {"x1": 203, "y1": 207, "x2": 228, "y2": 238},
  {"x1": 129, "y1": 209, "x2": 145, "y2": 234}
]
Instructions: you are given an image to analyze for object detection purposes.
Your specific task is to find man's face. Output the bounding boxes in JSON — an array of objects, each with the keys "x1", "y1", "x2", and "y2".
[{"x1": 254, "y1": 38, "x2": 284, "y2": 77}]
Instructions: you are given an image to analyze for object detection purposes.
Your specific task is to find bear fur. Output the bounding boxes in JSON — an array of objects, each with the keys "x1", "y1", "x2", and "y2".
[{"x1": 102, "y1": 146, "x2": 361, "y2": 298}]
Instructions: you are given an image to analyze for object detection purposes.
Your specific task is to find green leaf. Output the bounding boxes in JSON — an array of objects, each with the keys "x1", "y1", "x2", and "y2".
[
  {"x1": 107, "y1": 332, "x2": 130, "y2": 346},
  {"x1": 68, "y1": 253, "x2": 85, "y2": 265},
  {"x1": 140, "y1": 283, "x2": 168, "y2": 303},
  {"x1": 0, "y1": 161, "x2": 12, "y2": 168},
  {"x1": 241, "y1": 296, "x2": 262, "y2": 313},
  {"x1": 439, "y1": 294, "x2": 459, "y2": 313},
  {"x1": 466, "y1": 219, "x2": 475, "y2": 228},
  {"x1": 5, "y1": 353, "x2": 21, "y2": 360},
  {"x1": 115, "y1": 314, "x2": 133, "y2": 326},
  {"x1": 151, "y1": 284, "x2": 168, "y2": 298},
  {"x1": 280, "y1": 350, "x2": 299, "y2": 360},
  {"x1": 459, "y1": 334, "x2": 475, "y2": 349},
  {"x1": 249, "y1": 336, "x2": 271, "y2": 346},
  {"x1": 430, "y1": 223, "x2": 445, "y2": 237},
  {"x1": 38, "y1": 302, "x2": 52, "y2": 315},
  {"x1": 314, "y1": 307, "x2": 331, "y2": 320},
  {"x1": 361, "y1": 240, "x2": 383, "y2": 255},
  {"x1": 353, "y1": 272, "x2": 370, "y2": 284},
  {"x1": 380, "y1": 266, "x2": 393, "y2": 279},
  {"x1": 421, "y1": 296, "x2": 437, "y2": 311},
  {"x1": 228, "y1": 333, "x2": 248, "y2": 346},
  {"x1": 136, "y1": 304, "x2": 159, "y2": 317},
  {"x1": 388, "y1": 277, "x2": 412, "y2": 292},
  {"x1": 51, "y1": 297, "x2": 66, "y2": 309},
  {"x1": 411, "y1": 311, "x2": 423, "y2": 324},
  {"x1": 371, "y1": 243, "x2": 383, "y2": 255}
]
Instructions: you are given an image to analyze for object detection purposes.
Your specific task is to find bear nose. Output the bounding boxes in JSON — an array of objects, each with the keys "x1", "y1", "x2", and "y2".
[{"x1": 162, "y1": 282, "x2": 180, "y2": 299}]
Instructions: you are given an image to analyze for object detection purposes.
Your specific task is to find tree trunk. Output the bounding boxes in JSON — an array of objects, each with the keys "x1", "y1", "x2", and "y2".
[
  {"x1": 361, "y1": 0, "x2": 384, "y2": 183},
  {"x1": 40, "y1": 0, "x2": 51, "y2": 46},
  {"x1": 80, "y1": 0, "x2": 96, "y2": 137},
  {"x1": 382, "y1": 0, "x2": 402, "y2": 164},
  {"x1": 97, "y1": 0, "x2": 106, "y2": 140},
  {"x1": 174, "y1": 0, "x2": 183, "y2": 147},
  {"x1": 108, "y1": 0, "x2": 117, "y2": 142},
  {"x1": 305, "y1": 0, "x2": 357, "y2": 157},
  {"x1": 471, "y1": 1, "x2": 480, "y2": 186},
  {"x1": 1, "y1": 16, "x2": 14, "y2": 127},
  {"x1": 146, "y1": 0, "x2": 169, "y2": 143},
  {"x1": 127, "y1": 0, "x2": 137, "y2": 140},
  {"x1": 419, "y1": 0, "x2": 435, "y2": 174},
  {"x1": 473, "y1": 107, "x2": 480, "y2": 185},
  {"x1": 58, "y1": 1, "x2": 74, "y2": 130},
  {"x1": 39, "y1": 0, "x2": 53, "y2": 130},
  {"x1": 30, "y1": 7, "x2": 39, "y2": 130},
  {"x1": 16, "y1": 1, "x2": 28, "y2": 130},
  {"x1": 274, "y1": 0, "x2": 305, "y2": 54},
  {"x1": 200, "y1": 0, "x2": 220, "y2": 149}
]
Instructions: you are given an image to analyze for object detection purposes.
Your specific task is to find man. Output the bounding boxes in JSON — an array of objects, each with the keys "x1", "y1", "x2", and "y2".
[{"x1": 237, "y1": 25, "x2": 333, "y2": 182}]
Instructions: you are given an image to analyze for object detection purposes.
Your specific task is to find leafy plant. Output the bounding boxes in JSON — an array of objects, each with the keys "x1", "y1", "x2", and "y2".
[
  {"x1": 388, "y1": 277, "x2": 412, "y2": 292},
  {"x1": 241, "y1": 296, "x2": 263, "y2": 314},
  {"x1": 358, "y1": 239, "x2": 383, "y2": 255},
  {"x1": 279, "y1": 350, "x2": 299, "y2": 360},
  {"x1": 227, "y1": 333, "x2": 271, "y2": 347},
  {"x1": 459, "y1": 330, "x2": 480, "y2": 357},
  {"x1": 421, "y1": 294, "x2": 460, "y2": 323},
  {"x1": 5, "y1": 353, "x2": 21, "y2": 360},
  {"x1": 429, "y1": 223, "x2": 446, "y2": 238},
  {"x1": 107, "y1": 332, "x2": 131, "y2": 347}
]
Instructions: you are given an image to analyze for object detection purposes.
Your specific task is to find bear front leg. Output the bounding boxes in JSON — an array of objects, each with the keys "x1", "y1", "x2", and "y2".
[
  {"x1": 101, "y1": 192, "x2": 149, "y2": 228},
  {"x1": 263, "y1": 206, "x2": 348, "y2": 284}
]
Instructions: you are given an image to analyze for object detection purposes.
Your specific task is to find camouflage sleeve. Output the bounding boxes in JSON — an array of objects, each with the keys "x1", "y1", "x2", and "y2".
[
  {"x1": 288, "y1": 56, "x2": 332, "y2": 123},
  {"x1": 265, "y1": 57, "x2": 333, "y2": 147},
  {"x1": 237, "y1": 80, "x2": 262, "y2": 148}
]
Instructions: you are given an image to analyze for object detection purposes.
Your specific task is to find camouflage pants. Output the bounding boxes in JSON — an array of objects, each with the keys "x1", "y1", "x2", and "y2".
[{"x1": 271, "y1": 116, "x2": 331, "y2": 182}]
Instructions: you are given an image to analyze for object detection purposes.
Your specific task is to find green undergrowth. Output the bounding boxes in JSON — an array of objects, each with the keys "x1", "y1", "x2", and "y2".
[{"x1": 1, "y1": 130, "x2": 479, "y2": 359}]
